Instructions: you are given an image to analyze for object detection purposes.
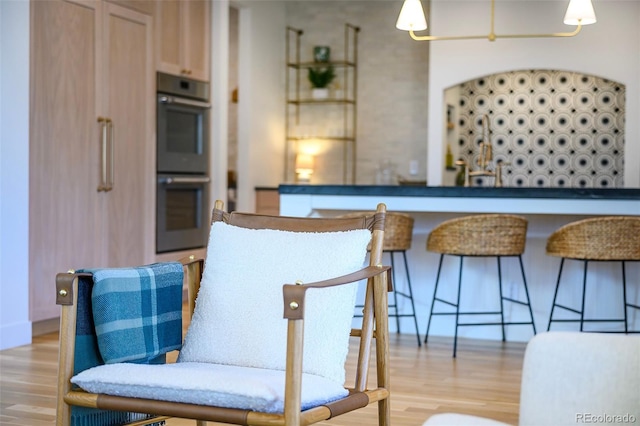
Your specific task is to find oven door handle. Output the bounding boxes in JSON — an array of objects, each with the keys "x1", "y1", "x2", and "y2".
[
  {"x1": 158, "y1": 176, "x2": 211, "y2": 185},
  {"x1": 158, "y1": 95, "x2": 211, "y2": 109}
]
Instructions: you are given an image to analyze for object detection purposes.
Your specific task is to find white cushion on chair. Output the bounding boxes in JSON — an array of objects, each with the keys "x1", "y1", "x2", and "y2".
[
  {"x1": 178, "y1": 222, "x2": 371, "y2": 385},
  {"x1": 71, "y1": 362, "x2": 349, "y2": 413}
]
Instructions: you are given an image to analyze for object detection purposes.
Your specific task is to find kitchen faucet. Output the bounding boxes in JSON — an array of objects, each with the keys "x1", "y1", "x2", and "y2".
[
  {"x1": 478, "y1": 114, "x2": 493, "y2": 171},
  {"x1": 462, "y1": 114, "x2": 506, "y2": 187}
]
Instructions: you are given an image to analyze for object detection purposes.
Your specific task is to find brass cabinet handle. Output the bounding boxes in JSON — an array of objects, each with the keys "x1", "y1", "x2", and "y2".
[
  {"x1": 106, "y1": 118, "x2": 114, "y2": 192},
  {"x1": 97, "y1": 117, "x2": 108, "y2": 192}
]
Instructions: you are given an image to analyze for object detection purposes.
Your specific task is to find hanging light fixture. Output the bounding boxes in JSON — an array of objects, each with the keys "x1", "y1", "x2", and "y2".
[{"x1": 396, "y1": 0, "x2": 597, "y2": 42}]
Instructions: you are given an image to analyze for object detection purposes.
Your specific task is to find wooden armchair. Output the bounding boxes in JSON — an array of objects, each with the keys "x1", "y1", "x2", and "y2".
[{"x1": 56, "y1": 201, "x2": 391, "y2": 425}]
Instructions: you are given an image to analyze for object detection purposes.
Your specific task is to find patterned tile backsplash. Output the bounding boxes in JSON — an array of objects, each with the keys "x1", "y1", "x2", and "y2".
[{"x1": 455, "y1": 70, "x2": 625, "y2": 188}]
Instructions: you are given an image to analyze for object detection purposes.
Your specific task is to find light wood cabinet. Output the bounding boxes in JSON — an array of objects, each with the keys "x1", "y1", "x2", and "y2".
[
  {"x1": 106, "y1": 0, "x2": 155, "y2": 16},
  {"x1": 155, "y1": 0, "x2": 210, "y2": 82},
  {"x1": 29, "y1": 0, "x2": 155, "y2": 322},
  {"x1": 255, "y1": 188, "x2": 280, "y2": 216}
]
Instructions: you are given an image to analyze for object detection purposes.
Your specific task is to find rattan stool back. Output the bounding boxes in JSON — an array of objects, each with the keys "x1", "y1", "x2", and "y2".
[
  {"x1": 424, "y1": 213, "x2": 535, "y2": 357},
  {"x1": 427, "y1": 214, "x2": 527, "y2": 256},
  {"x1": 341, "y1": 212, "x2": 414, "y2": 251},
  {"x1": 546, "y1": 216, "x2": 640, "y2": 261}
]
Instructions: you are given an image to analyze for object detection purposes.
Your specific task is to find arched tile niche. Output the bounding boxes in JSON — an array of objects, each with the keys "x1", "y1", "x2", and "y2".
[{"x1": 445, "y1": 69, "x2": 625, "y2": 188}]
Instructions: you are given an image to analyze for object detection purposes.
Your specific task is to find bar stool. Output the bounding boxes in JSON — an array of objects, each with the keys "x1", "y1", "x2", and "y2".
[
  {"x1": 424, "y1": 214, "x2": 537, "y2": 357},
  {"x1": 341, "y1": 211, "x2": 421, "y2": 346},
  {"x1": 546, "y1": 216, "x2": 640, "y2": 333}
]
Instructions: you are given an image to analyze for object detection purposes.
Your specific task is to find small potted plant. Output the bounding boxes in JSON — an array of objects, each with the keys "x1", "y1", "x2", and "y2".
[{"x1": 308, "y1": 65, "x2": 335, "y2": 99}]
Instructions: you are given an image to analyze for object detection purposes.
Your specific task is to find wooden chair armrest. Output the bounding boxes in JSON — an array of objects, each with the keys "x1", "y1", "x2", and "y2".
[
  {"x1": 282, "y1": 265, "x2": 391, "y2": 320},
  {"x1": 56, "y1": 271, "x2": 92, "y2": 306},
  {"x1": 178, "y1": 255, "x2": 204, "y2": 268}
]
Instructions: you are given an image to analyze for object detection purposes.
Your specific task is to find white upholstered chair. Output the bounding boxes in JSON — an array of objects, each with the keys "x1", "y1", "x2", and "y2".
[{"x1": 423, "y1": 331, "x2": 640, "y2": 426}]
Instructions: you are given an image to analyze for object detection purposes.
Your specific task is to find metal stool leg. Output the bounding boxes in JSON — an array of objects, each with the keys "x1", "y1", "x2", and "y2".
[
  {"x1": 547, "y1": 258, "x2": 565, "y2": 331},
  {"x1": 401, "y1": 250, "x2": 421, "y2": 346},
  {"x1": 622, "y1": 261, "x2": 628, "y2": 333},
  {"x1": 497, "y1": 256, "x2": 506, "y2": 342},
  {"x1": 424, "y1": 254, "x2": 444, "y2": 344},
  {"x1": 389, "y1": 251, "x2": 401, "y2": 333},
  {"x1": 518, "y1": 255, "x2": 537, "y2": 335},
  {"x1": 453, "y1": 256, "x2": 464, "y2": 358},
  {"x1": 580, "y1": 260, "x2": 589, "y2": 332}
]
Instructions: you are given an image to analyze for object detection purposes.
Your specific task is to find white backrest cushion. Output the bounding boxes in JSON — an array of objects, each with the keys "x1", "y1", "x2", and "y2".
[
  {"x1": 519, "y1": 332, "x2": 640, "y2": 426},
  {"x1": 178, "y1": 222, "x2": 371, "y2": 385}
]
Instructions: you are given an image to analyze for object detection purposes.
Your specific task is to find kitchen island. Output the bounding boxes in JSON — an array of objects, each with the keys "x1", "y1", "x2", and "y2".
[
  {"x1": 279, "y1": 185, "x2": 640, "y2": 216},
  {"x1": 279, "y1": 185, "x2": 640, "y2": 344}
]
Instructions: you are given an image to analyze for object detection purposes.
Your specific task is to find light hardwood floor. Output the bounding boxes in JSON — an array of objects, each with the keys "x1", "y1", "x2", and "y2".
[{"x1": 0, "y1": 329, "x2": 525, "y2": 426}]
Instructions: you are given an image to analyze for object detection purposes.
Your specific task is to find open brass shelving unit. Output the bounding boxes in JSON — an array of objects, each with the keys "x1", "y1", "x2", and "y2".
[{"x1": 285, "y1": 23, "x2": 359, "y2": 184}]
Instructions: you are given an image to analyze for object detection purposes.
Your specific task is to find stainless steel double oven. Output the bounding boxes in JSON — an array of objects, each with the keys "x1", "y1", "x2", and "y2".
[{"x1": 156, "y1": 73, "x2": 211, "y2": 253}]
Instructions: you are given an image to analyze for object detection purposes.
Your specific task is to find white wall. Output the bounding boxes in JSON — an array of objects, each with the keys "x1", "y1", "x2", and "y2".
[
  {"x1": 211, "y1": 0, "x2": 286, "y2": 212},
  {"x1": 210, "y1": 0, "x2": 230, "y2": 211},
  {"x1": 426, "y1": 0, "x2": 640, "y2": 187},
  {"x1": 0, "y1": 0, "x2": 31, "y2": 350},
  {"x1": 231, "y1": 0, "x2": 286, "y2": 212}
]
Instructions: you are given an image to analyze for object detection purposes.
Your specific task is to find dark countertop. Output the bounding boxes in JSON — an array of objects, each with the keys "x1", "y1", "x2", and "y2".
[{"x1": 279, "y1": 185, "x2": 640, "y2": 200}]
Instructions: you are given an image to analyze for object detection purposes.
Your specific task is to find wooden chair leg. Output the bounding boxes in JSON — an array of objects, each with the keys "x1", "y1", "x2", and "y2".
[
  {"x1": 56, "y1": 275, "x2": 79, "y2": 426},
  {"x1": 374, "y1": 272, "x2": 390, "y2": 426},
  {"x1": 284, "y1": 319, "x2": 304, "y2": 426}
]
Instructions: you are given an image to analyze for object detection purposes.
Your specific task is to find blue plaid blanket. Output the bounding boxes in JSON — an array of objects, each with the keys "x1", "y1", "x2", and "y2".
[
  {"x1": 72, "y1": 272, "x2": 172, "y2": 426},
  {"x1": 88, "y1": 262, "x2": 183, "y2": 364}
]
